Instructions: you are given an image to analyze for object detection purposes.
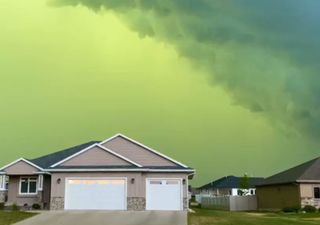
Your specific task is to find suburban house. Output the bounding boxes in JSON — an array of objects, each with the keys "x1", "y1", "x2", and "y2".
[
  {"x1": 197, "y1": 175, "x2": 264, "y2": 197},
  {"x1": 0, "y1": 134, "x2": 194, "y2": 211},
  {"x1": 256, "y1": 156, "x2": 320, "y2": 210}
]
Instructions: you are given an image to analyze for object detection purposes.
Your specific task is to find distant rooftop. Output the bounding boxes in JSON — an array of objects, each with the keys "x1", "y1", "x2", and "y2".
[{"x1": 199, "y1": 175, "x2": 264, "y2": 189}]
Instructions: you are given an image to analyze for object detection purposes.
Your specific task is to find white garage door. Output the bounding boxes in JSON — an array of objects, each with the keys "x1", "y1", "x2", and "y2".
[
  {"x1": 65, "y1": 178, "x2": 126, "y2": 210},
  {"x1": 146, "y1": 179, "x2": 182, "y2": 211}
]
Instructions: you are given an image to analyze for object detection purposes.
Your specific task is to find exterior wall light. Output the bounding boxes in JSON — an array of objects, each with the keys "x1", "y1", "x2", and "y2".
[
  {"x1": 131, "y1": 178, "x2": 135, "y2": 184},
  {"x1": 183, "y1": 179, "x2": 186, "y2": 185},
  {"x1": 57, "y1": 178, "x2": 61, "y2": 184}
]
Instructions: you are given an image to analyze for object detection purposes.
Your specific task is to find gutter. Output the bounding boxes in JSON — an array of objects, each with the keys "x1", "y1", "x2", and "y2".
[{"x1": 44, "y1": 168, "x2": 196, "y2": 173}]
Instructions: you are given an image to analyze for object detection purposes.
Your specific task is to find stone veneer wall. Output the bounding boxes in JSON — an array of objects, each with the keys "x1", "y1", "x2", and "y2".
[
  {"x1": 0, "y1": 191, "x2": 7, "y2": 203},
  {"x1": 50, "y1": 197, "x2": 64, "y2": 210},
  {"x1": 127, "y1": 197, "x2": 146, "y2": 210},
  {"x1": 301, "y1": 197, "x2": 320, "y2": 209}
]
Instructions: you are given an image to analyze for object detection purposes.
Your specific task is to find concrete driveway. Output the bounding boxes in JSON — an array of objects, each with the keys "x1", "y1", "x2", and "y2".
[{"x1": 14, "y1": 211, "x2": 187, "y2": 225}]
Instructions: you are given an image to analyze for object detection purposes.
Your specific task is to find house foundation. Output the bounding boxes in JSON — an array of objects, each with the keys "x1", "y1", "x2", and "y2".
[
  {"x1": 50, "y1": 197, "x2": 64, "y2": 210},
  {"x1": 0, "y1": 191, "x2": 6, "y2": 203},
  {"x1": 127, "y1": 197, "x2": 146, "y2": 210}
]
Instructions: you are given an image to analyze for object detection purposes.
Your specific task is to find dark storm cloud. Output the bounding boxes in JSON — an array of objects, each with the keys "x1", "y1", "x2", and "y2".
[{"x1": 53, "y1": 0, "x2": 320, "y2": 139}]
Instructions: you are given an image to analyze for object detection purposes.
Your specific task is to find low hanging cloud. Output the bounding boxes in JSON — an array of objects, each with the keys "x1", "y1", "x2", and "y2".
[{"x1": 53, "y1": 0, "x2": 320, "y2": 139}]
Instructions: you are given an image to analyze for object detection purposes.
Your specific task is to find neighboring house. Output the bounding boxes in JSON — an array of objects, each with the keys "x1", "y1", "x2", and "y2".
[
  {"x1": 256, "y1": 157, "x2": 320, "y2": 210},
  {"x1": 198, "y1": 175, "x2": 264, "y2": 197},
  {"x1": 0, "y1": 134, "x2": 194, "y2": 211}
]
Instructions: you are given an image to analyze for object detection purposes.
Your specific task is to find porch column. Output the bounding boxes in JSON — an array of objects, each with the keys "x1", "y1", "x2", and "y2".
[
  {"x1": 37, "y1": 174, "x2": 44, "y2": 203},
  {"x1": 0, "y1": 175, "x2": 6, "y2": 203}
]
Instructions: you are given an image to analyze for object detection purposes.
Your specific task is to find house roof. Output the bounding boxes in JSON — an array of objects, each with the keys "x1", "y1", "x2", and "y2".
[
  {"x1": 199, "y1": 175, "x2": 264, "y2": 189},
  {"x1": 257, "y1": 157, "x2": 320, "y2": 186},
  {"x1": 2, "y1": 134, "x2": 194, "y2": 173}
]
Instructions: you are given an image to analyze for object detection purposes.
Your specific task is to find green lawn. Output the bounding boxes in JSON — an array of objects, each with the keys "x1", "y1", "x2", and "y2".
[
  {"x1": 189, "y1": 208, "x2": 320, "y2": 225},
  {"x1": 0, "y1": 211, "x2": 36, "y2": 225}
]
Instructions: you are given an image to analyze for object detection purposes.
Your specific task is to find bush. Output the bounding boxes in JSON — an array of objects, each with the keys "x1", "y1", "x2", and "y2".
[
  {"x1": 302, "y1": 205, "x2": 317, "y2": 213},
  {"x1": 11, "y1": 203, "x2": 19, "y2": 211},
  {"x1": 32, "y1": 203, "x2": 41, "y2": 210},
  {"x1": 282, "y1": 206, "x2": 300, "y2": 213},
  {"x1": 0, "y1": 202, "x2": 4, "y2": 210}
]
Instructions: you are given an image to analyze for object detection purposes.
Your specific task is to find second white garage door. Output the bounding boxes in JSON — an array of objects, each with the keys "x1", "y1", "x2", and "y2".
[
  {"x1": 65, "y1": 178, "x2": 126, "y2": 210},
  {"x1": 146, "y1": 179, "x2": 182, "y2": 211}
]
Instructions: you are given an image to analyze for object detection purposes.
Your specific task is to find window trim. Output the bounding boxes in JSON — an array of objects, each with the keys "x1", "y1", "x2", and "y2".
[
  {"x1": 314, "y1": 187, "x2": 320, "y2": 199},
  {"x1": 5, "y1": 176, "x2": 9, "y2": 190},
  {"x1": 19, "y1": 177, "x2": 38, "y2": 195},
  {"x1": 0, "y1": 175, "x2": 5, "y2": 190}
]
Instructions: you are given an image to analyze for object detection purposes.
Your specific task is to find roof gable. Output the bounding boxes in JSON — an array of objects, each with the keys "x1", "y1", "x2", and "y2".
[
  {"x1": 60, "y1": 146, "x2": 134, "y2": 167},
  {"x1": 51, "y1": 144, "x2": 142, "y2": 168},
  {"x1": 100, "y1": 134, "x2": 188, "y2": 168},
  {"x1": 1, "y1": 158, "x2": 42, "y2": 175}
]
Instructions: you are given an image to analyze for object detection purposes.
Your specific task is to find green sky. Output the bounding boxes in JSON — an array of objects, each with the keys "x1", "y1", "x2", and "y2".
[{"x1": 1, "y1": 0, "x2": 320, "y2": 186}]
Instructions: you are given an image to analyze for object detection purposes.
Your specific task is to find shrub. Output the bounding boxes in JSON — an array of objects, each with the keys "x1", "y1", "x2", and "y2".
[
  {"x1": 11, "y1": 203, "x2": 19, "y2": 211},
  {"x1": 32, "y1": 203, "x2": 41, "y2": 210},
  {"x1": 282, "y1": 206, "x2": 299, "y2": 213},
  {"x1": 0, "y1": 202, "x2": 4, "y2": 210},
  {"x1": 302, "y1": 205, "x2": 317, "y2": 213}
]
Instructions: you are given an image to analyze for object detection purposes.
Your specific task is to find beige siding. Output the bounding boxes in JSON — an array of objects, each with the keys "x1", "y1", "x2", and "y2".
[
  {"x1": 102, "y1": 137, "x2": 177, "y2": 167},
  {"x1": 50, "y1": 172, "x2": 189, "y2": 199},
  {"x1": 256, "y1": 184, "x2": 300, "y2": 210},
  {"x1": 4, "y1": 161, "x2": 39, "y2": 175},
  {"x1": 61, "y1": 146, "x2": 131, "y2": 166},
  {"x1": 7, "y1": 176, "x2": 39, "y2": 206}
]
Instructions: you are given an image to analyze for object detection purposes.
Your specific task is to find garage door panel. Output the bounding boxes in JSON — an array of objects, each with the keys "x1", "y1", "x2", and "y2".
[
  {"x1": 65, "y1": 178, "x2": 126, "y2": 210},
  {"x1": 146, "y1": 179, "x2": 182, "y2": 211}
]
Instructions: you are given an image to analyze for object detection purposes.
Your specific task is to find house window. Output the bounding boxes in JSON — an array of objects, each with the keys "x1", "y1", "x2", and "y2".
[
  {"x1": 314, "y1": 187, "x2": 320, "y2": 199},
  {"x1": 20, "y1": 178, "x2": 37, "y2": 194}
]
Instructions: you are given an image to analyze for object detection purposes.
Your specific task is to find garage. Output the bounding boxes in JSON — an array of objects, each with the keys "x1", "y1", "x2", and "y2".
[
  {"x1": 146, "y1": 178, "x2": 182, "y2": 211},
  {"x1": 65, "y1": 178, "x2": 126, "y2": 210}
]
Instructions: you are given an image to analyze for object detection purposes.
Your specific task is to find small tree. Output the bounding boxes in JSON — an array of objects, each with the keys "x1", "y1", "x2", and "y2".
[{"x1": 239, "y1": 174, "x2": 250, "y2": 196}]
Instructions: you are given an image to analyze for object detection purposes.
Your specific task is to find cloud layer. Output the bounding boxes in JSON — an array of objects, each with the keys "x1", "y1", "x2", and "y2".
[{"x1": 54, "y1": 0, "x2": 320, "y2": 139}]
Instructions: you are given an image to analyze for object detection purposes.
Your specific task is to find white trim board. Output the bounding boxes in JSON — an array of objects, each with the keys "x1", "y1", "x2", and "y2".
[
  {"x1": 100, "y1": 133, "x2": 189, "y2": 168},
  {"x1": 0, "y1": 158, "x2": 44, "y2": 172},
  {"x1": 50, "y1": 143, "x2": 142, "y2": 168}
]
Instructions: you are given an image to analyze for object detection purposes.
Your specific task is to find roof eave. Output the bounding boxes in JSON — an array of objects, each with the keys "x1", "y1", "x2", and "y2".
[
  {"x1": 255, "y1": 181, "x2": 299, "y2": 187},
  {"x1": 44, "y1": 168, "x2": 195, "y2": 173}
]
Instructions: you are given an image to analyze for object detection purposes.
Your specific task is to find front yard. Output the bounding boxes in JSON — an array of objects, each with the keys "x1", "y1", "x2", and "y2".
[
  {"x1": 189, "y1": 208, "x2": 320, "y2": 225},
  {"x1": 0, "y1": 211, "x2": 36, "y2": 225}
]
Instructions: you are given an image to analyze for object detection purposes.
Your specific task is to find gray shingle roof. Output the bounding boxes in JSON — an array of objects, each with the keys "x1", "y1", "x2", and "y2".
[
  {"x1": 29, "y1": 141, "x2": 100, "y2": 169},
  {"x1": 258, "y1": 157, "x2": 320, "y2": 186},
  {"x1": 199, "y1": 175, "x2": 264, "y2": 189}
]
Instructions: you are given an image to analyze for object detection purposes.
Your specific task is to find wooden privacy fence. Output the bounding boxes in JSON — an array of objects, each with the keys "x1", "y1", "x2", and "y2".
[{"x1": 197, "y1": 195, "x2": 257, "y2": 211}]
